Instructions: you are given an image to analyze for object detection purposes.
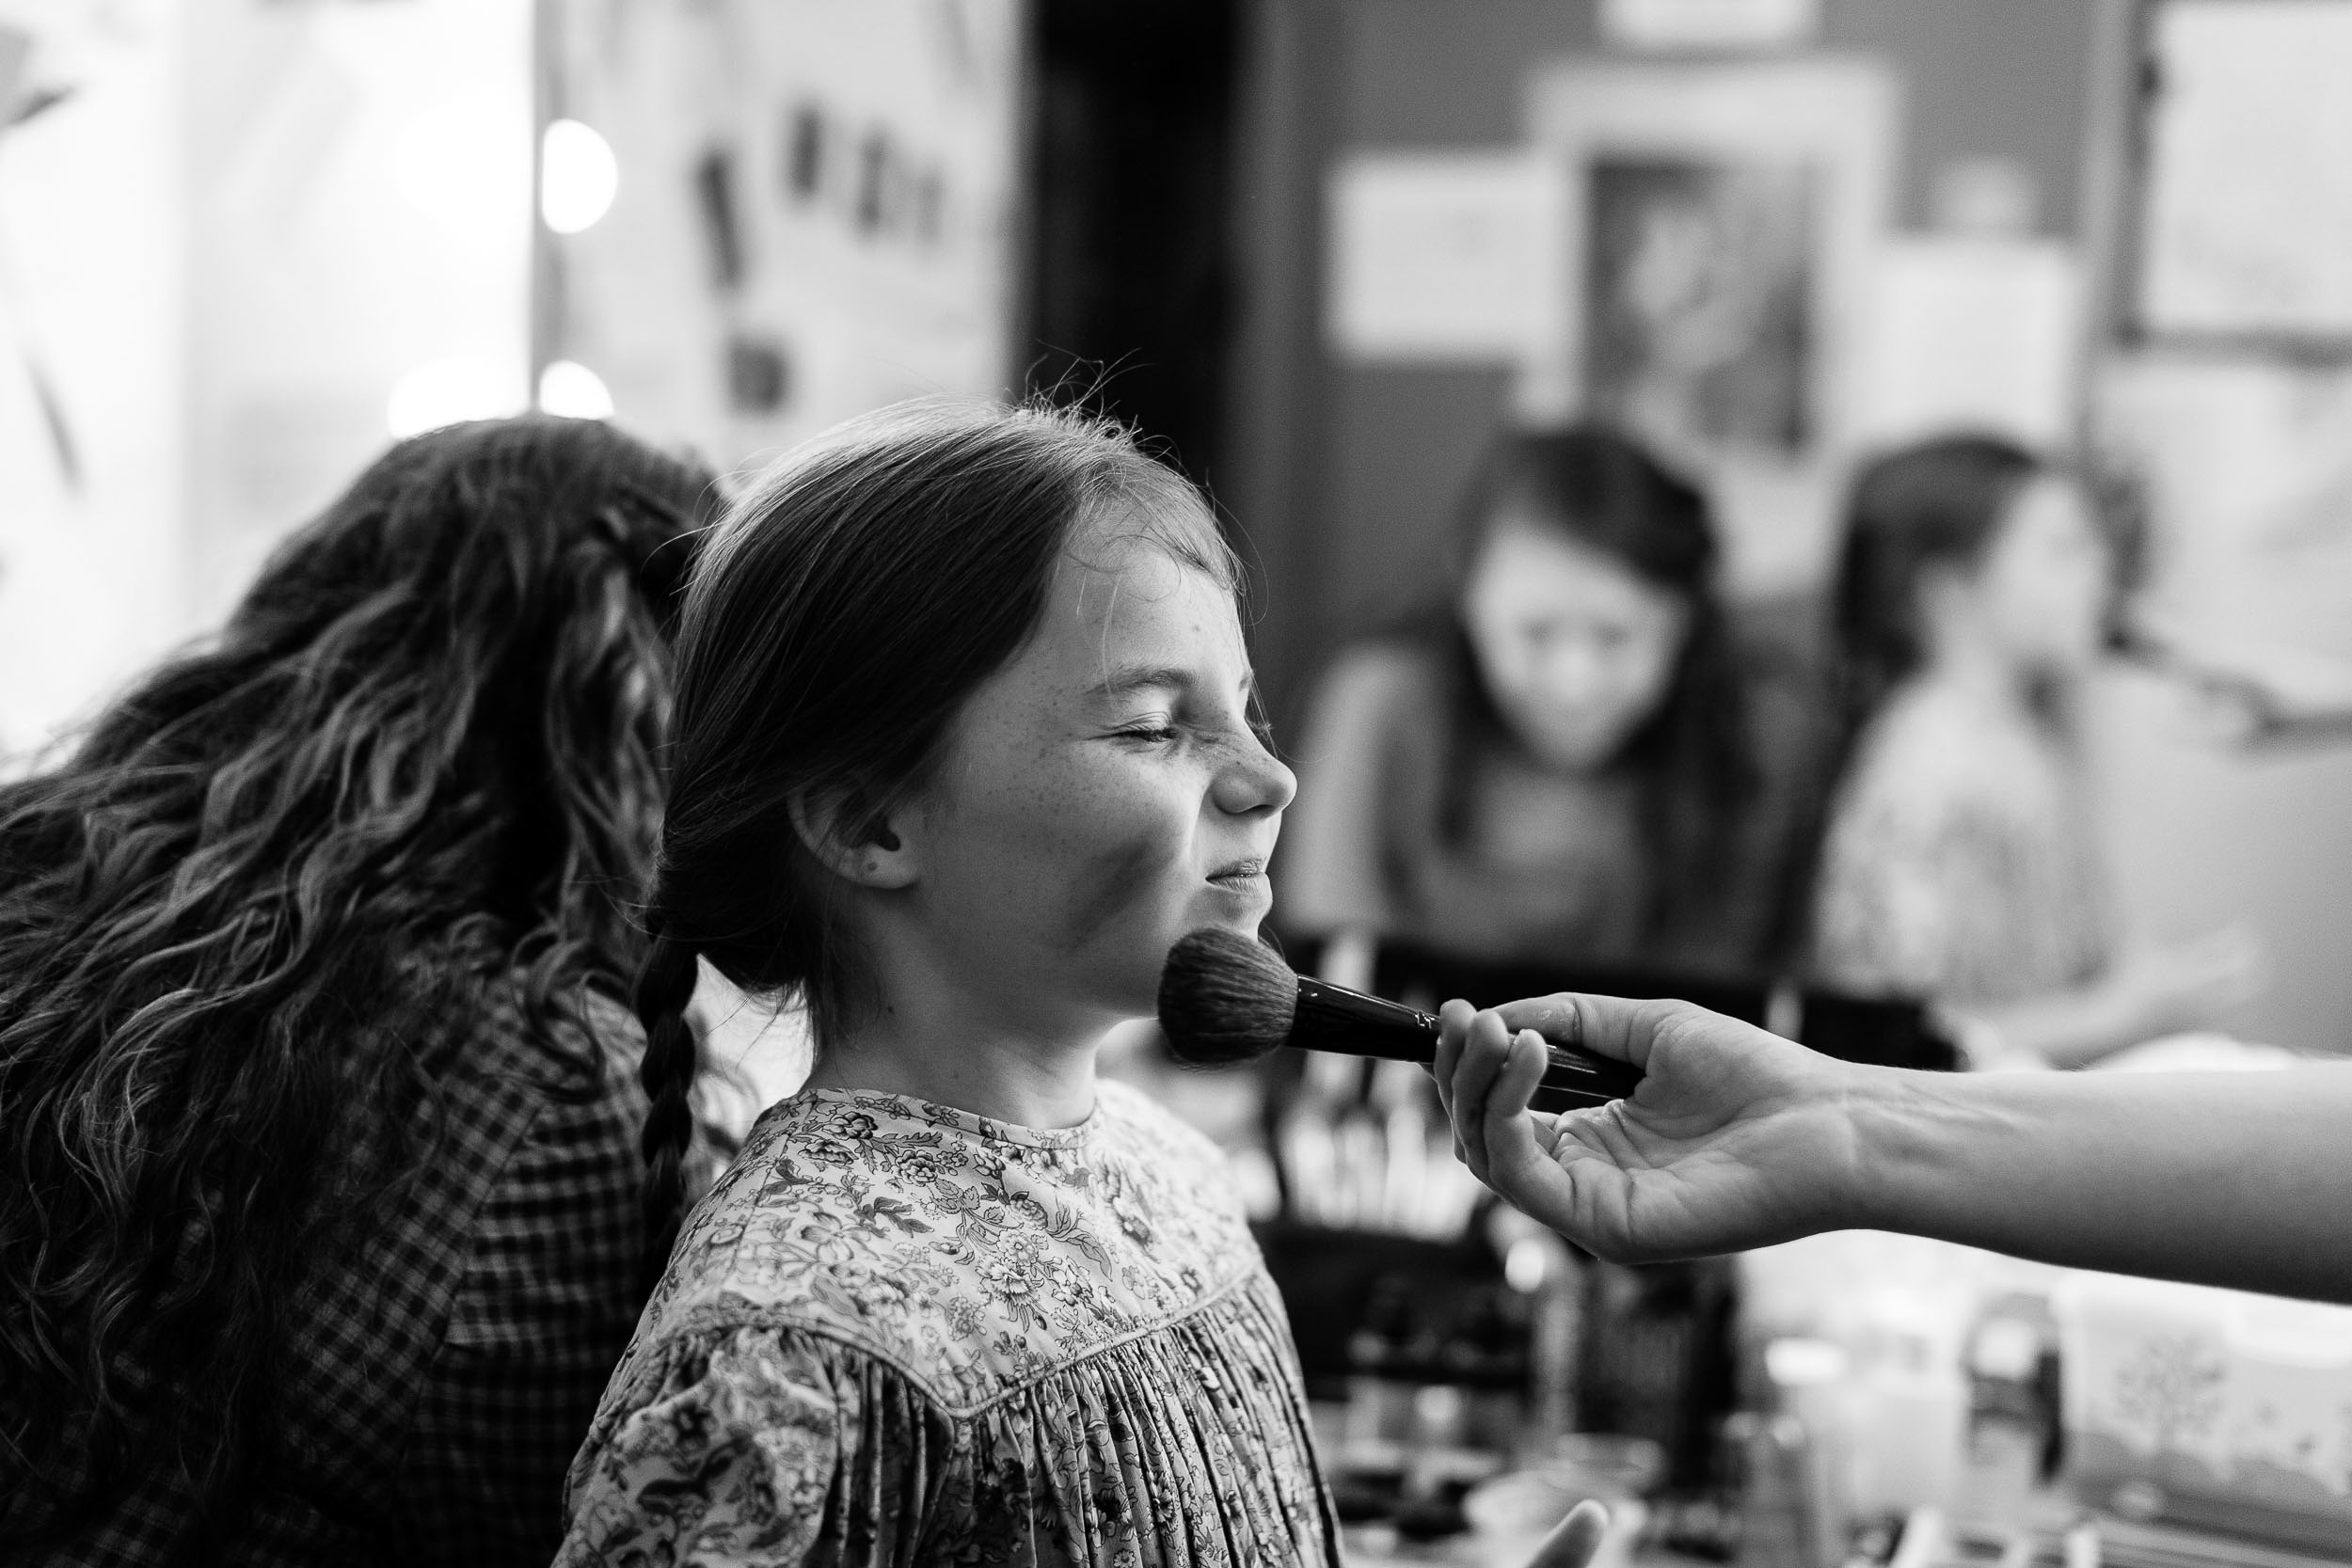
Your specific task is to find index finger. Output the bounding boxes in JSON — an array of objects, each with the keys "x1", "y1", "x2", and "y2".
[{"x1": 1487, "y1": 992, "x2": 1661, "y2": 1067}]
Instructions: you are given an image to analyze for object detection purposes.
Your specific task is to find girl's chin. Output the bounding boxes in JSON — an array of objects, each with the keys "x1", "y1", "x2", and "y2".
[{"x1": 1195, "y1": 882, "x2": 1274, "y2": 928}]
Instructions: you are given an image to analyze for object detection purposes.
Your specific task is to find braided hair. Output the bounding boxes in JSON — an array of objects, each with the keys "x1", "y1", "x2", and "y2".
[{"x1": 632, "y1": 398, "x2": 1240, "y2": 1274}]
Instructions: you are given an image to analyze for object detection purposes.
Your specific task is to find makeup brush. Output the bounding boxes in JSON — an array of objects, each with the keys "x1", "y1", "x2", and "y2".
[{"x1": 1157, "y1": 927, "x2": 1644, "y2": 1109}]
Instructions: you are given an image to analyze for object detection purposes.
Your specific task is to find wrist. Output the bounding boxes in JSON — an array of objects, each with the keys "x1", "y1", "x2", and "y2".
[{"x1": 1835, "y1": 1063, "x2": 1946, "y2": 1234}]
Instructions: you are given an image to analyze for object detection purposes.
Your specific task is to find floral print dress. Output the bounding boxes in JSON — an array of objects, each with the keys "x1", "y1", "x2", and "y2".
[
  {"x1": 555, "y1": 1080, "x2": 1341, "y2": 1567},
  {"x1": 1811, "y1": 681, "x2": 2111, "y2": 1005}
]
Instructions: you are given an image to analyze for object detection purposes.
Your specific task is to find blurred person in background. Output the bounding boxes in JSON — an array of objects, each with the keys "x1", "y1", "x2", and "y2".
[
  {"x1": 1808, "y1": 434, "x2": 2262, "y2": 1068},
  {"x1": 0, "y1": 418, "x2": 714, "y2": 1565},
  {"x1": 1279, "y1": 425, "x2": 1817, "y2": 985}
]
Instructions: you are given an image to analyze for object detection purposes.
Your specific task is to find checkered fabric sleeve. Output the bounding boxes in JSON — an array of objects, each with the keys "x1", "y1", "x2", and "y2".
[
  {"x1": 22, "y1": 988, "x2": 651, "y2": 1568},
  {"x1": 394, "y1": 1041, "x2": 649, "y2": 1564}
]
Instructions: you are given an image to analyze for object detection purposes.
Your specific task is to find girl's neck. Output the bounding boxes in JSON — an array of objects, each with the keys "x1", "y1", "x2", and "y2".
[{"x1": 803, "y1": 1008, "x2": 1106, "y2": 1130}]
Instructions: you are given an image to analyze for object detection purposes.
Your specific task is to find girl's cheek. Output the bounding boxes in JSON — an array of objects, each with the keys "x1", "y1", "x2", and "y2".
[
  {"x1": 1053, "y1": 815, "x2": 1193, "y2": 956},
  {"x1": 1048, "y1": 760, "x2": 1202, "y2": 953}
]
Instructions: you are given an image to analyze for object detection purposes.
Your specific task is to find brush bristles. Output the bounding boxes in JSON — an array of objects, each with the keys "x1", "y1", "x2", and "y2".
[{"x1": 1156, "y1": 927, "x2": 1300, "y2": 1066}]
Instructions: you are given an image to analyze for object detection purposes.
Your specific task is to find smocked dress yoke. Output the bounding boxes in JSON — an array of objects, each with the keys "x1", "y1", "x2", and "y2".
[{"x1": 556, "y1": 1079, "x2": 1341, "y2": 1567}]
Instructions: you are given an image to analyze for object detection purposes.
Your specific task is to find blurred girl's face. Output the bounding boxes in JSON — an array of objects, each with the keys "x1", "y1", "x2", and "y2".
[
  {"x1": 900, "y1": 503, "x2": 1295, "y2": 1035},
  {"x1": 1462, "y1": 517, "x2": 1691, "y2": 773},
  {"x1": 1966, "y1": 476, "x2": 2111, "y2": 678}
]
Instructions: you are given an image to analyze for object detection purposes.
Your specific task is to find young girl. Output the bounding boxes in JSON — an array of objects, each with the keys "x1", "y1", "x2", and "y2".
[
  {"x1": 557, "y1": 401, "x2": 1342, "y2": 1564},
  {"x1": 1279, "y1": 426, "x2": 1816, "y2": 981},
  {"x1": 1809, "y1": 434, "x2": 2261, "y2": 1065}
]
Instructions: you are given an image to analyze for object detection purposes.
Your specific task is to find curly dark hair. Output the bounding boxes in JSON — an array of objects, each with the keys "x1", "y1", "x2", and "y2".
[{"x1": 0, "y1": 416, "x2": 716, "y2": 1545}]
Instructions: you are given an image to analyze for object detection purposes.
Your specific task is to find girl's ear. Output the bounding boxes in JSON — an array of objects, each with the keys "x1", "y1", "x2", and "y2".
[{"x1": 787, "y1": 786, "x2": 919, "y2": 889}]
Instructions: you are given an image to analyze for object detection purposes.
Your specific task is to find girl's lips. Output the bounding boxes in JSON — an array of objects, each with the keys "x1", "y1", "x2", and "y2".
[{"x1": 1206, "y1": 858, "x2": 1267, "y2": 888}]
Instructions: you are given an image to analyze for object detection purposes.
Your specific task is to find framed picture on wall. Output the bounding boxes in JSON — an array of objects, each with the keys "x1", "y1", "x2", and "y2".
[
  {"x1": 1515, "y1": 57, "x2": 1897, "y2": 587},
  {"x1": 2109, "y1": 0, "x2": 2352, "y2": 356}
]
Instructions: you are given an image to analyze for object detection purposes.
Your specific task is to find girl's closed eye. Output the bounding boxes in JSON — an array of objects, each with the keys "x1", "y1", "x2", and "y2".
[{"x1": 1113, "y1": 716, "x2": 1181, "y2": 744}]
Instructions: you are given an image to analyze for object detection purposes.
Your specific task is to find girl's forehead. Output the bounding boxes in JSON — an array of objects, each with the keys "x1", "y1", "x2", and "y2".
[
  {"x1": 1027, "y1": 537, "x2": 1245, "y2": 689},
  {"x1": 1050, "y1": 540, "x2": 1240, "y2": 638},
  {"x1": 1057, "y1": 499, "x2": 1234, "y2": 606}
]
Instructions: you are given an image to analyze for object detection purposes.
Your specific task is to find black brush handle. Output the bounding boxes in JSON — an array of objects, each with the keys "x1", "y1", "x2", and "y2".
[{"x1": 1290, "y1": 976, "x2": 1643, "y2": 1108}]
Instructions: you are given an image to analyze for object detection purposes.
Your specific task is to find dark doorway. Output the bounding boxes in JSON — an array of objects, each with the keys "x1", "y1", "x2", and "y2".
[{"x1": 1025, "y1": 0, "x2": 1243, "y2": 490}]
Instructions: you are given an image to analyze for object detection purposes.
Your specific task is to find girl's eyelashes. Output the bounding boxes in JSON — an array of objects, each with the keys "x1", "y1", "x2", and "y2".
[{"x1": 1112, "y1": 718, "x2": 1182, "y2": 744}]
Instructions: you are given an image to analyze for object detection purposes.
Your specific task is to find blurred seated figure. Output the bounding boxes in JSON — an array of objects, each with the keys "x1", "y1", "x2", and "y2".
[
  {"x1": 1279, "y1": 425, "x2": 1817, "y2": 984},
  {"x1": 1808, "y1": 434, "x2": 2262, "y2": 1068},
  {"x1": 0, "y1": 418, "x2": 714, "y2": 1564}
]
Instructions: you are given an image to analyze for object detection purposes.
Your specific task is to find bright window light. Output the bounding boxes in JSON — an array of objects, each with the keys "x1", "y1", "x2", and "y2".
[
  {"x1": 388, "y1": 358, "x2": 528, "y2": 437},
  {"x1": 537, "y1": 359, "x2": 615, "y2": 420},
  {"x1": 541, "y1": 119, "x2": 619, "y2": 234}
]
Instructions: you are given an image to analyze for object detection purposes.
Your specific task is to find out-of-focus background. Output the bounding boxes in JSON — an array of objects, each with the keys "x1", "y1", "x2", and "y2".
[
  {"x1": 9, "y1": 0, "x2": 2352, "y2": 1056},
  {"x1": 13, "y1": 5, "x2": 2352, "y2": 1560}
]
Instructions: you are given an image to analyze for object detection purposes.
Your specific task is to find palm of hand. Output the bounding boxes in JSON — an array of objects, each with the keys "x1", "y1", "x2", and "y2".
[{"x1": 1519, "y1": 1009, "x2": 1858, "y2": 1262}]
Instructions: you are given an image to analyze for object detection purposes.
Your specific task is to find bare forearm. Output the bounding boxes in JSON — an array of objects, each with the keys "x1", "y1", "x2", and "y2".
[{"x1": 1849, "y1": 1065, "x2": 2352, "y2": 1303}]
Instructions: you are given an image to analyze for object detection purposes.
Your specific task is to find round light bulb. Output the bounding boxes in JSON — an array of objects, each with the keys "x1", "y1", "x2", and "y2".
[
  {"x1": 537, "y1": 359, "x2": 615, "y2": 420},
  {"x1": 541, "y1": 119, "x2": 619, "y2": 234}
]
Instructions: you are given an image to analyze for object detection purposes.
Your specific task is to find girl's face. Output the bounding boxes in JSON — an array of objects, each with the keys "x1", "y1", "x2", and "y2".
[
  {"x1": 1462, "y1": 517, "x2": 1692, "y2": 773},
  {"x1": 1964, "y1": 476, "x2": 2111, "y2": 678},
  {"x1": 899, "y1": 505, "x2": 1295, "y2": 1036}
]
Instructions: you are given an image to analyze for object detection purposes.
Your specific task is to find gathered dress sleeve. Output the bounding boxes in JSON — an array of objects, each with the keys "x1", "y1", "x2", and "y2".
[{"x1": 556, "y1": 1324, "x2": 848, "y2": 1567}]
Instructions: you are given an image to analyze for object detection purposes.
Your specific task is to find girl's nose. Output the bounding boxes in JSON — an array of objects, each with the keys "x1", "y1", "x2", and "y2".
[{"x1": 1214, "y1": 736, "x2": 1297, "y2": 816}]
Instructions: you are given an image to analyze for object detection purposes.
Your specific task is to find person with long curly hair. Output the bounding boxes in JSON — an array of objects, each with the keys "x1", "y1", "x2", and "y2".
[{"x1": 0, "y1": 417, "x2": 716, "y2": 1565}]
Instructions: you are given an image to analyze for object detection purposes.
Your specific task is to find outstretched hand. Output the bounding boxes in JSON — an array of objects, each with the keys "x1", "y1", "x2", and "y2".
[{"x1": 1431, "y1": 994, "x2": 1869, "y2": 1262}]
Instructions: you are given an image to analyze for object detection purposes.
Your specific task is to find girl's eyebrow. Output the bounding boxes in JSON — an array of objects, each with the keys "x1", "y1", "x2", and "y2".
[
  {"x1": 1090, "y1": 664, "x2": 1195, "y2": 700},
  {"x1": 1086, "y1": 664, "x2": 1259, "y2": 704}
]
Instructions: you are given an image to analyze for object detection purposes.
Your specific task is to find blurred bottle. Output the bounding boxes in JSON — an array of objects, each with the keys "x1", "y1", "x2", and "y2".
[
  {"x1": 1343, "y1": 1277, "x2": 1419, "y2": 1458},
  {"x1": 1277, "y1": 1050, "x2": 1358, "y2": 1227},
  {"x1": 1509, "y1": 1227, "x2": 1583, "y2": 1453},
  {"x1": 1759, "y1": 1337, "x2": 1855, "y2": 1568},
  {"x1": 1842, "y1": 1296, "x2": 1967, "y2": 1523},
  {"x1": 1729, "y1": 1409, "x2": 1822, "y2": 1568},
  {"x1": 1953, "y1": 1291, "x2": 2058, "y2": 1529},
  {"x1": 1439, "y1": 1286, "x2": 1530, "y2": 1453},
  {"x1": 1372, "y1": 1058, "x2": 1429, "y2": 1232}
]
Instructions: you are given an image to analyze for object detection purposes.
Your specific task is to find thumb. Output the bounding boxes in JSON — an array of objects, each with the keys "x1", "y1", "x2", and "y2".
[{"x1": 1524, "y1": 1499, "x2": 1610, "y2": 1568}]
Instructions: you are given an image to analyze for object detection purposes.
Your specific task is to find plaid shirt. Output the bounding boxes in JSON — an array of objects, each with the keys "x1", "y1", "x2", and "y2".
[{"x1": 25, "y1": 989, "x2": 649, "y2": 1568}]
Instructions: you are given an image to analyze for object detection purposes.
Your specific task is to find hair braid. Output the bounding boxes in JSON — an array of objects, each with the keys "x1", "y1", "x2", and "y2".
[{"x1": 634, "y1": 927, "x2": 703, "y2": 1283}]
